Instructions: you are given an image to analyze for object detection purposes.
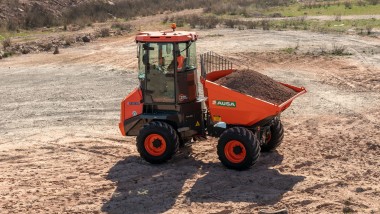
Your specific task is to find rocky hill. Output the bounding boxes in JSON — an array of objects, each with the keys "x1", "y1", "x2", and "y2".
[
  {"x1": 0, "y1": 0, "x2": 112, "y2": 29},
  {"x1": 0, "y1": 0, "x2": 211, "y2": 30}
]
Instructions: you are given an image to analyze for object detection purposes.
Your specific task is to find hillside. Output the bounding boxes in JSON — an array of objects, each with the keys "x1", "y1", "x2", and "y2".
[
  {"x1": 0, "y1": 0, "x2": 92, "y2": 20},
  {"x1": 0, "y1": 0, "x2": 96, "y2": 29},
  {"x1": 0, "y1": 0, "x2": 214, "y2": 30}
]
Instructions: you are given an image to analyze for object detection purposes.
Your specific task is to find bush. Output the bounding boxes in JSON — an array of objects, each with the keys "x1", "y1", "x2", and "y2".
[
  {"x1": 344, "y1": 1, "x2": 353, "y2": 9},
  {"x1": 2, "y1": 51, "x2": 14, "y2": 58},
  {"x1": 63, "y1": 0, "x2": 221, "y2": 26},
  {"x1": 331, "y1": 44, "x2": 348, "y2": 55},
  {"x1": 111, "y1": 23, "x2": 132, "y2": 31},
  {"x1": 100, "y1": 28, "x2": 110, "y2": 37},
  {"x1": 246, "y1": 21, "x2": 259, "y2": 29},
  {"x1": 261, "y1": 19, "x2": 270, "y2": 30},
  {"x1": 172, "y1": 15, "x2": 221, "y2": 29},
  {"x1": 2, "y1": 38, "x2": 11, "y2": 50},
  {"x1": 366, "y1": 25, "x2": 373, "y2": 35},
  {"x1": 162, "y1": 16, "x2": 169, "y2": 24},
  {"x1": 357, "y1": 0, "x2": 367, "y2": 6},
  {"x1": 7, "y1": 19, "x2": 19, "y2": 31},
  {"x1": 367, "y1": 0, "x2": 379, "y2": 5},
  {"x1": 224, "y1": 19, "x2": 238, "y2": 28},
  {"x1": 24, "y1": 4, "x2": 57, "y2": 29}
]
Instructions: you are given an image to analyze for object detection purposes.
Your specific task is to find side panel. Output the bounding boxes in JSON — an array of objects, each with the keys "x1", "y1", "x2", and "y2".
[
  {"x1": 119, "y1": 88, "x2": 143, "y2": 136},
  {"x1": 177, "y1": 69, "x2": 197, "y2": 104},
  {"x1": 204, "y1": 80, "x2": 280, "y2": 126},
  {"x1": 202, "y1": 77, "x2": 306, "y2": 126},
  {"x1": 205, "y1": 69, "x2": 235, "y2": 82}
]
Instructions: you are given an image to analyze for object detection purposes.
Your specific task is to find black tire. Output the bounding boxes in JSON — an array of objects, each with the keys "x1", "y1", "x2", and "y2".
[
  {"x1": 261, "y1": 120, "x2": 284, "y2": 152},
  {"x1": 136, "y1": 121, "x2": 179, "y2": 164},
  {"x1": 217, "y1": 127, "x2": 260, "y2": 170}
]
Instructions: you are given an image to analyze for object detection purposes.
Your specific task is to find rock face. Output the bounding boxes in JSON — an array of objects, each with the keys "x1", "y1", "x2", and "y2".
[
  {"x1": 214, "y1": 69, "x2": 297, "y2": 105},
  {"x1": 0, "y1": 0, "x2": 93, "y2": 25}
]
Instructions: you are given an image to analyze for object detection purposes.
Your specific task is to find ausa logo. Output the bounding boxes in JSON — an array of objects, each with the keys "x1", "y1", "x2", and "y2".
[{"x1": 213, "y1": 100, "x2": 237, "y2": 108}]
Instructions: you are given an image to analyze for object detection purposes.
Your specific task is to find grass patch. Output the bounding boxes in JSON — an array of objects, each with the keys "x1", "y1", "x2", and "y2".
[
  {"x1": 269, "y1": 18, "x2": 380, "y2": 34},
  {"x1": 264, "y1": 3, "x2": 380, "y2": 17},
  {"x1": 0, "y1": 31, "x2": 31, "y2": 41},
  {"x1": 205, "y1": 1, "x2": 380, "y2": 18},
  {"x1": 282, "y1": 47, "x2": 297, "y2": 54}
]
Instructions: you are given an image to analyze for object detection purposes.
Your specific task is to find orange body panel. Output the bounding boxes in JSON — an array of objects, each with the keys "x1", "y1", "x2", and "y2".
[
  {"x1": 202, "y1": 70, "x2": 306, "y2": 126},
  {"x1": 119, "y1": 88, "x2": 143, "y2": 136}
]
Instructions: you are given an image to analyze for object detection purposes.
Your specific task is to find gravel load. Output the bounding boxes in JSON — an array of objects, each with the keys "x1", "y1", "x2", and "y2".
[{"x1": 215, "y1": 69, "x2": 297, "y2": 105}]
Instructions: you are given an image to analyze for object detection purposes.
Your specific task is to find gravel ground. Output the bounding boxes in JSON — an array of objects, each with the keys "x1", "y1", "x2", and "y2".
[{"x1": 0, "y1": 27, "x2": 379, "y2": 213}]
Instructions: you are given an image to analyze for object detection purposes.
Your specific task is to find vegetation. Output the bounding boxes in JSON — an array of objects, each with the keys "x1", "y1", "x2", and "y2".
[
  {"x1": 1, "y1": 0, "x2": 379, "y2": 33},
  {"x1": 166, "y1": 12, "x2": 380, "y2": 36},
  {"x1": 266, "y1": 1, "x2": 380, "y2": 17},
  {"x1": 203, "y1": 0, "x2": 380, "y2": 17},
  {"x1": 1, "y1": 0, "x2": 220, "y2": 30},
  {"x1": 2, "y1": 37, "x2": 11, "y2": 49}
]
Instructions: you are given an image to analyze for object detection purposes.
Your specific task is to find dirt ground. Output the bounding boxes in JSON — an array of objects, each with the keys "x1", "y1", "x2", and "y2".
[{"x1": 1, "y1": 26, "x2": 379, "y2": 213}]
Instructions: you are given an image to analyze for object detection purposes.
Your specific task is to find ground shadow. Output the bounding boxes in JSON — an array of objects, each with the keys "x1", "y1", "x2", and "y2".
[
  {"x1": 185, "y1": 152, "x2": 305, "y2": 205},
  {"x1": 101, "y1": 146, "x2": 200, "y2": 214},
  {"x1": 102, "y1": 147, "x2": 304, "y2": 214}
]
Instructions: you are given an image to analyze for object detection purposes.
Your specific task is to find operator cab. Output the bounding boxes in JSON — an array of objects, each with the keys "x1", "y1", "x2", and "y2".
[{"x1": 136, "y1": 28, "x2": 198, "y2": 106}]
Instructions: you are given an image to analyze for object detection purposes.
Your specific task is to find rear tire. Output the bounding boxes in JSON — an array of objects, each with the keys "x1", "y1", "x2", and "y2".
[
  {"x1": 136, "y1": 121, "x2": 179, "y2": 164},
  {"x1": 261, "y1": 120, "x2": 284, "y2": 152},
  {"x1": 217, "y1": 127, "x2": 260, "y2": 170}
]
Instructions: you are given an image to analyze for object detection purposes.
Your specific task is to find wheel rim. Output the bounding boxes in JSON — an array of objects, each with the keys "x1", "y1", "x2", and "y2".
[
  {"x1": 224, "y1": 140, "x2": 246, "y2": 163},
  {"x1": 266, "y1": 131, "x2": 272, "y2": 143},
  {"x1": 144, "y1": 134, "x2": 166, "y2": 156}
]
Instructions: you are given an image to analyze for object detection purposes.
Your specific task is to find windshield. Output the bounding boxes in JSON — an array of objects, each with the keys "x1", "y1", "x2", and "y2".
[
  {"x1": 138, "y1": 41, "x2": 196, "y2": 78},
  {"x1": 136, "y1": 41, "x2": 197, "y2": 103}
]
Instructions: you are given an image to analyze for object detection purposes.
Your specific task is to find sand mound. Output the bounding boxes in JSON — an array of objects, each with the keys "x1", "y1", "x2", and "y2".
[{"x1": 215, "y1": 69, "x2": 297, "y2": 104}]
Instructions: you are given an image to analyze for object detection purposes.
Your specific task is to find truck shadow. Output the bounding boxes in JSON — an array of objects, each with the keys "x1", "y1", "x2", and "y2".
[{"x1": 101, "y1": 147, "x2": 304, "y2": 214}]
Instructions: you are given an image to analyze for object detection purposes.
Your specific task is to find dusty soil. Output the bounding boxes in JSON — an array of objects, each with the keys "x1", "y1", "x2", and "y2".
[
  {"x1": 215, "y1": 69, "x2": 297, "y2": 104},
  {"x1": 0, "y1": 26, "x2": 380, "y2": 214}
]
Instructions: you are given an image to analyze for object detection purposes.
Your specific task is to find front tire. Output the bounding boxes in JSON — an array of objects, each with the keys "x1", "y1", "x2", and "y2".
[
  {"x1": 136, "y1": 121, "x2": 179, "y2": 164},
  {"x1": 261, "y1": 120, "x2": 284, "y2": 152},
  {"x1": 217, "y1": 127, "x2": 260, "y2": 170}
]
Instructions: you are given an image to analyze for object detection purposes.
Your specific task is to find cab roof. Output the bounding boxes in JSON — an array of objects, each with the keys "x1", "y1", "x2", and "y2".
[{"x1": 135, "y1": 31, "x2": 198, "y2": 43}]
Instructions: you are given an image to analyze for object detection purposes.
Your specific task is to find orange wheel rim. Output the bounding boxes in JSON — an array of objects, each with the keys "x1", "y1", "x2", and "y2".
[
  {"x1": 224, "y1": 140, "x2": 246, "y2": 163},
  {"x1": 144, "y1": 134, "x2": 166, "y2": 156}
]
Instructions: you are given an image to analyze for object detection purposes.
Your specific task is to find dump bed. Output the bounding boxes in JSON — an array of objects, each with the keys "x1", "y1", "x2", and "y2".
[{"x1": 201, "y1": 69, "x2": 306, "y2": 126}]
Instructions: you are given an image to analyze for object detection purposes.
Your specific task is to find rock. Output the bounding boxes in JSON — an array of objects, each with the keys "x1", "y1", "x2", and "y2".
[
  {"x1": 53, "y1": 46, "x2": 59, "y2": 55},
  {"x1": 343, "y1": 206, "x2": 355, "y2": 213},
  {"x1": 82, "y1": 36, "x2": 91, "y2": 43},
  {"x1": 259, "y1": 208, "x2": 288, "y2": 214},
  {"x1": 355, "y1": 187, "x2": 365, "y2": 193},
  {"x1": 21, "y1": 48, "x2": 30, "y2": 54}
]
